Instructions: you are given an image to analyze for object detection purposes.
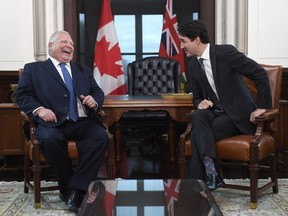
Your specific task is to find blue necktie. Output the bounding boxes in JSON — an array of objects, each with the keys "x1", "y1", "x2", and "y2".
[{"x1": 60, "y1": 63, "x2": 78, "y2": 122}]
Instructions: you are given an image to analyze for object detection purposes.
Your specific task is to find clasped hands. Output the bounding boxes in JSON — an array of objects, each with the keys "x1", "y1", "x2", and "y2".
[{"x1": 35, "y1": 95, "x2": 97, "y2": 123}]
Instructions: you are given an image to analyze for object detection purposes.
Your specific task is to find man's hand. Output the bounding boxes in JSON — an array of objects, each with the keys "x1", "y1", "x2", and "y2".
[
  {"x1": 198, "y1": 99, "x2": 213, "y2": 110},
  {"x1": 35, "y1": 108, "x2": 57, "y2": 123},
  {"x1": 80, "y1": 95, "x2": 98, "y2": 109},
  {"x1": 250, "y1": 108, "x2": 267, "y2": 123}
]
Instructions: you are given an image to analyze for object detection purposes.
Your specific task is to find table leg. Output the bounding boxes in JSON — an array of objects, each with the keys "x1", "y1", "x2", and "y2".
[
  {"x1": 167, "y1": 117, "x2": 175, "y2": 161},
  {"x1": 114, "y1": 121, "x2": 122, "y2": 175}
]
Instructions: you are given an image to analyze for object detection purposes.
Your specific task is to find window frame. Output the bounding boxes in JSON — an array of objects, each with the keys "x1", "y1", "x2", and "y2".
[{"x1": 64, "y1": 0, "x2": 215, "y2": 65}]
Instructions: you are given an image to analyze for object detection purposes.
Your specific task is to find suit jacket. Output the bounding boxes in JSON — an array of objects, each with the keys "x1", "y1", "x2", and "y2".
[
  {"x1": 16, "y1": 59, "x2": 105, "y2": 127},
  {"x1": 186, "y1": 44, "x2": 272, "y2": 134}
]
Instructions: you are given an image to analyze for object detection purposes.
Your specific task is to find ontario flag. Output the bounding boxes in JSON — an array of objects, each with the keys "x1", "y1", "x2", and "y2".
[
  {"x1": 159, "y1": 0, "x2": 188, "y2": 93},
  {"x1": 93, "y1": 0, "x2": 127, "y2": 95}
]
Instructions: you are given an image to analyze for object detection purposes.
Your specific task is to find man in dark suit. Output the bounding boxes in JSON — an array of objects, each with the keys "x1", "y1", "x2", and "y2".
[
  {"x1": 177, "y1": 20, "x2": 272, "y2": 190},
  {"x1": 16, "y1": 31, "x2": 109, "y2": 212}
]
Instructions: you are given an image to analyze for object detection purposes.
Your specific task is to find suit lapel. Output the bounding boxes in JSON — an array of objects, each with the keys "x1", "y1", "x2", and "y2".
[
  {"x1": 43, "y1": 59, "x2": 67, "y2": 88},
  {"x1": 70, "y1": 62, "x2": 81, "y2": 88},
  {"x1": 209, "y1": 45, "x2": 220, "y2": 92}
]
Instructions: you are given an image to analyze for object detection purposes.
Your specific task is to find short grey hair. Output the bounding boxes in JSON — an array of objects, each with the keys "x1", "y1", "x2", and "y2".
[{"x1": 49, "y1": 31, "x2": 70, "y2": 43}]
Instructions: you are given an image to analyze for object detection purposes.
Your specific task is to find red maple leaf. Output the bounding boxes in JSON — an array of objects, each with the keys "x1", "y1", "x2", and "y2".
[{"x1": 95, "y1": 36, "x2": 123, "y2": 78}]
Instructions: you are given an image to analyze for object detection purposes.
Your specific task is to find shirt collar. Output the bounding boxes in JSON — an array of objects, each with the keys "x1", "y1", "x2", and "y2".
[
  {"x1": 49, "y1": 56, "x2": 71, "y2": 69},
  {"x1": 197, "y1": 43, "x2": 210, "y2": 61}
]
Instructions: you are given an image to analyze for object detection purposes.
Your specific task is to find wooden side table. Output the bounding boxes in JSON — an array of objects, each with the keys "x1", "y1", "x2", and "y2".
[
  {"x1": 0, "y1": 103, "x2": 25, "y2": 171},
  {"x1": 278, "y1": 100, "x2": 288, "y2": 170}
]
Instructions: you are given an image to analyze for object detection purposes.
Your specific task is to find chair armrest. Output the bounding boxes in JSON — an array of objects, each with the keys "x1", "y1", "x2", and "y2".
[
  {"x1": 255, "y1": 109, "x2": 279, "y2": 122},
  {"x1": 254, "y1": 109, "x2": 279, "y2": 136},
  {"x1": 97, "y1": 109, "x2": 110, "y2": 131},
  {"x1": 180, "y1": 109, "x2": 194, "y2": 139},
  {"x1": 20, "y1": 111, "x2": 31, "y2": 123},
  {"x1": 178, "y1": 110, "x2": 194, "y2": 162}
]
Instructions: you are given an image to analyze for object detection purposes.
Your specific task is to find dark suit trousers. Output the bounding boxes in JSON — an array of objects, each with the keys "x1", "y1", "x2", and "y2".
[
  {"x1": 187, "y1": 109, "x2": 241, "y2": 180},
  {"x1": 36, "y1": 118, "x2": 109, "y2": 194}
]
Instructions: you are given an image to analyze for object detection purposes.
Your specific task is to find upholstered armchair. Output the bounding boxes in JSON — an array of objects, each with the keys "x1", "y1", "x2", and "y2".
[
  {"x1": 18, "y1": 69, "x2": 115, "y2": 208},
  {"x1": 121, "y1": 56, "x2": 181, "y2": 153},
  {"x1": 178, "y1": 64, "x2": 282, "y2": 209}
]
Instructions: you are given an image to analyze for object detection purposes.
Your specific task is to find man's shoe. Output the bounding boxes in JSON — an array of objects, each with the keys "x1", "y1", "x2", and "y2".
[
  {"x1": 206, "y1": 174, "x2": 225, "y2": 191},
  {"x1": 67, "y1": 190, "x2": 85, "y2": 213}
]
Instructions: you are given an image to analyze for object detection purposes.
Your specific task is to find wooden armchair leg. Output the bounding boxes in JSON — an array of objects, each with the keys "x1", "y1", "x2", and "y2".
[
  {"x1": 32, "y1": 165, "x2": 42, "y2": 208},
  {"x1": 271, "y1": 155, "x2": 279, "y2": 193},
  {"x1": 24, "y1": 155, "x2": 30, "y2": 193},
  {"x1": 248, "y1": 163, "x2": 258, "y2": 209}
]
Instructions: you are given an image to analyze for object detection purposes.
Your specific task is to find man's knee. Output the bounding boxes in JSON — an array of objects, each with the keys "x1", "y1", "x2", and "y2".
[{"x1": 191, "y1": 109, "x2": 211, "y2": 123}]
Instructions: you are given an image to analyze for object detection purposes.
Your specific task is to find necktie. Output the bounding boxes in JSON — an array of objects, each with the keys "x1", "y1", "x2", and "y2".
[
  {"x1": 60, "y1": 63, "x2": 78, "y2": 122},
  {"x1": 198, "y1": 58, "x2": 223, "y2": 114}
]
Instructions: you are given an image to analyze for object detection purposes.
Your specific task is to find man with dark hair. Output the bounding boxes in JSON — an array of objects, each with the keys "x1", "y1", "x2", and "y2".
[
  {"x1": 16, "y1": 31, "x2": 109, "y2": 212},
  {"x1": 177, "y1": 20, "x2": 272, "y2": 190}
]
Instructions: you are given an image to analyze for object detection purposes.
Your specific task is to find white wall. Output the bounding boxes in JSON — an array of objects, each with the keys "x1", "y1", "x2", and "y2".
[
  {"x1": 0, "y1": 0, "x2": 34, "y2": 70},
  {"x1": 0, "y1": 0, "x2": 288, "y2": 70},
  {"x1": 248, "y1": 0, "x2": 288, "y2": 67}
]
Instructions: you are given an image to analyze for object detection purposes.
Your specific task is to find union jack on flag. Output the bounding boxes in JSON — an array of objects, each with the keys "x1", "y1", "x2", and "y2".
[
  {"x1": 163, "y1": 179, "x2": 181, "y2": 216},
  {"x1": 159, "y1": 0, "x2": 187, "y2": 93}
]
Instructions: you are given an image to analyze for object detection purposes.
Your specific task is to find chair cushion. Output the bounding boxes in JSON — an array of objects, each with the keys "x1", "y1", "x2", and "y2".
[
  {"x1": 25, "y1": 140, "x2": 78, "y2": 161},
  {"x1": 216, "y1": 134, "x2": 274, "y2": 161}
]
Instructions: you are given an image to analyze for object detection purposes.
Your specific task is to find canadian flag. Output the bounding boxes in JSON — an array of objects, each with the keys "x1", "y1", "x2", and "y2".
[
  {"x1": 101, "y1": 180, "x2": 118, "y2": 216},
  {"x1": 93, "y1": 0, "x2": 127, "y2": 95}
]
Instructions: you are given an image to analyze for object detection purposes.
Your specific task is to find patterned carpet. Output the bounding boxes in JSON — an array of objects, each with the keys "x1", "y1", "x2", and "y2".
[{"x1": 0, "y1": 179, "x2": 287, "y2": 216}]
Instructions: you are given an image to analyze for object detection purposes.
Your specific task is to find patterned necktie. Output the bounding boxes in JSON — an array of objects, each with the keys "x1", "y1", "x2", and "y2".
[
  {"x1": 60, "y1": 63, "x2": 78, "y2": 122},
  {"x1": 198, "y1": 58, "x2": 223, "y2": 114}
]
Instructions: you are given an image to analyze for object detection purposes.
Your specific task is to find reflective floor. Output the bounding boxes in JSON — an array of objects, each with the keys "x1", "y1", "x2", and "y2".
[{"x1": 77, "y1": 179, "x2": 223, "y2": 216}]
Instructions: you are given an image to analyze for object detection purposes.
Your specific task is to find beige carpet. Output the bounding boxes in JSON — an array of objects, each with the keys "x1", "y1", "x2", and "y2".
[{"x1": 0, "y1": 179, "x2": 287, "y2": 216}]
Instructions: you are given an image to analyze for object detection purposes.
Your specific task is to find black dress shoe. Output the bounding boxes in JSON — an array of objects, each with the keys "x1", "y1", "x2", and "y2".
[
  {"x1": 206, "y1": 174, "x2": 225, "y2": 191},
  {"x1": 67, "y1": 190, "x2": 85, "y2": 213}
]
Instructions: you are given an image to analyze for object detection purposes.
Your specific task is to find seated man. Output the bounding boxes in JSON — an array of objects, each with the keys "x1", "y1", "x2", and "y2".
[
  {"x1": 16, "y1": 30, "x2": 109, "y2": 212},
  {"x1": 177, "y1": 20, "x2": 272, "y2": 190}
]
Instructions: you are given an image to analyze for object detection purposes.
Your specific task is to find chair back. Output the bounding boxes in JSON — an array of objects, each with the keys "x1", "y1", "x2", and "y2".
[
  {"x1": 127, "y1": 56, "x2": 181, "y2": 95},
  {"x1": 242, "y1": 64, "x2": 282, "y2": 110},
  {"x1": 18, "y1": 68, "x2": 23, "y2": 77}
]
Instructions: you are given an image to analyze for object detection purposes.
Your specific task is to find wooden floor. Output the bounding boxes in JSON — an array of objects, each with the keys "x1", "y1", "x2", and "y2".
[{"x1": 1, "y1": 127, "x2": 287, "y2": 181}]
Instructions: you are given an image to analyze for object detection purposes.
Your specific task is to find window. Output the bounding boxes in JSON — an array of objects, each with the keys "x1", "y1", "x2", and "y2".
[
  {"x1": 114, "y1": 15, "x2": 163, "y2": 74},
  {"x1": 115, "y1": 180, "x2": 166, "y2": 216},
  {"x1": 76, "y1": 0, "x2": 203, "y2": 69}
]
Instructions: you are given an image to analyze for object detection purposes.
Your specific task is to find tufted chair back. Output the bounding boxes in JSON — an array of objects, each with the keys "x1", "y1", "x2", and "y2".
[
  {"x1": 127, "y1": 56, "x2": 181, "y2": 95},
  {"x1": 122, "y1": 56, "x2": 181, "y2": 154}
]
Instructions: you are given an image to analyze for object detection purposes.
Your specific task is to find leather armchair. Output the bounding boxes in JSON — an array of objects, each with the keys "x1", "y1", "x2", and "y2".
[
  {"x1": 179, "y1": 64, "x2": 282, "y2": 209},
  {"x1": 127, "y1": 56, "x2": 180, "y2": 95},
  {"x1": 18, "y1": 69, "x2": 115, "y2": 208},
  {"x1": 121, "y1": 56, "x2": 180, "y2": 153}
]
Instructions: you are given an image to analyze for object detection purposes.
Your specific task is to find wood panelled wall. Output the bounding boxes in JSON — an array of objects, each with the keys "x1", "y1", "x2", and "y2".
[
  {"x1": 0, "y1": 71, "x2": 19, "y2": 103},
  {"x1": 281, "y1": 68, "x2": 288, "y2": 100}
]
